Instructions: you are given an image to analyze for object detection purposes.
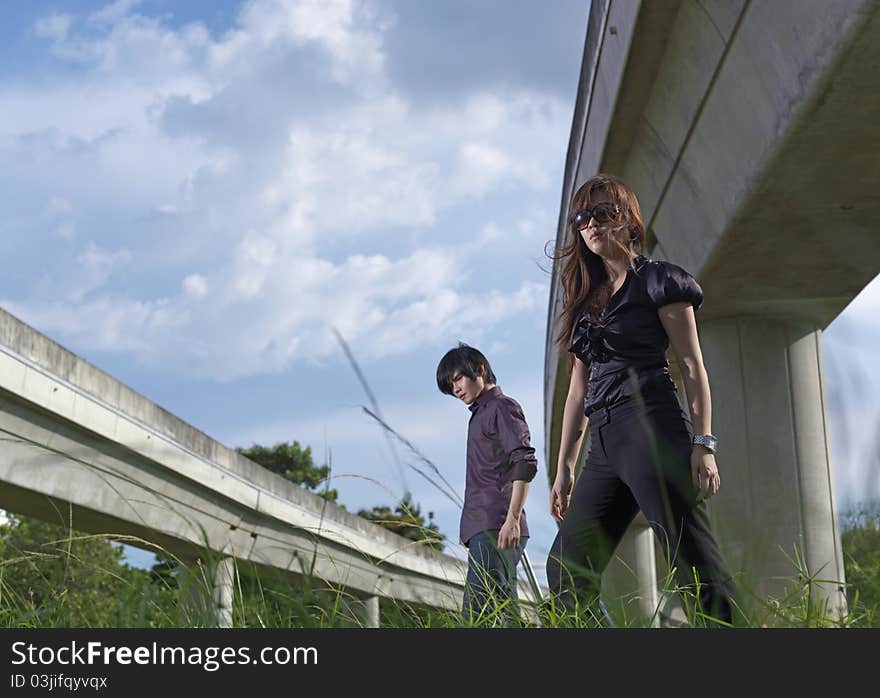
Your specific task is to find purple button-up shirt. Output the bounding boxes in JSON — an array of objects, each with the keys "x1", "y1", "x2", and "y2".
[{"x1": 460, "y1": 386, "x2": 538, "y2": 545}]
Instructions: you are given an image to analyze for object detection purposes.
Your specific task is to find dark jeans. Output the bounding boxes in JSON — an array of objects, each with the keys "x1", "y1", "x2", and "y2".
[
  {"x1": 546, "y1": 392, "x2": 736, "y2": 625},
  {"x1": 462, "y1": 530, "x2": 527, "y2": 625}
]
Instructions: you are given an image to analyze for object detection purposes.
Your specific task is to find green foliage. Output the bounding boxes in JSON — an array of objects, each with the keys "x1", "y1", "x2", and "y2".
[
  {"x1": 0, "y1": 515, "x2": 176, "y2": 627},
  {"x1": 841, "y1": 504, "x2": 880, "y2": 626},
  {"x1": 236, "y1": 440, "x2": 338, "y2": 502},
  {"x1": 356, "y1": 494, "x2": 445, "y2": 552},
  {"x1": 0, "y1": 514, "x2": 360, "y2": 629},
  {"x1": 230, "y1": 560, "x2": 354, "y2": 628}
]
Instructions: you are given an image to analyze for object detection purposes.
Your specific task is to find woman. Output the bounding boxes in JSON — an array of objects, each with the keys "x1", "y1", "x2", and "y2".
[{"x1": 546, "y1": 173, "x2": 735, "y2": 625}]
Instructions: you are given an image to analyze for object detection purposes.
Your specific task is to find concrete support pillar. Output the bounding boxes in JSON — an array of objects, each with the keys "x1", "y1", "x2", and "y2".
[
  {"x1": 602, "y1": 515, "x2": 659, "y2": 627},
  {"x1": 213, "y1": 556, "x2": 235, "y2": 628},
  {"x1": 353, "y1": 594, "x2": 380, "y2": 628},
  {"x1": 698, "y1": 316, "x2": 847, "y2": 619}
]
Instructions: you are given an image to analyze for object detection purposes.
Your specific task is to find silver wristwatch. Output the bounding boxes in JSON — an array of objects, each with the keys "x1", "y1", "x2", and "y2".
[{"x1": 692, "y1": 434, "x2": 718, "y2": 453}]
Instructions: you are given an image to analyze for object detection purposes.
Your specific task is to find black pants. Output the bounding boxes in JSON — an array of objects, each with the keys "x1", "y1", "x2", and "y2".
[{"x1": 546, "y1": 391, "x2": 735, "y2": 625}]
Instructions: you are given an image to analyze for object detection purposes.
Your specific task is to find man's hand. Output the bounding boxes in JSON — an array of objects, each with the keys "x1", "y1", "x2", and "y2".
[
  {"x1": 550, "y1": 469, "x2": 573, "y2": 523},
  {"x1": 498, "y1": 516, "x2": 521, "y2": 549}
]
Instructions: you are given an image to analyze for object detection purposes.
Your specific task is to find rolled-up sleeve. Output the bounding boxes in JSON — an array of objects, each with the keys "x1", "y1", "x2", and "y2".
[{"x1": 495, "y1": 402, "x2": 538, "y2": 483}]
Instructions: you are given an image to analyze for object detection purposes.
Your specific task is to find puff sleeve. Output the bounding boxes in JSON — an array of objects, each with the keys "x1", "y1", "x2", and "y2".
[{"x1": 644, "y1": 261, "x2": 703, "y2": 311}]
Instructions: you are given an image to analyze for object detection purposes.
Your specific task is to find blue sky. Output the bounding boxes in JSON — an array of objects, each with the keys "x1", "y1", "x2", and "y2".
[{"x1": 1, "y1": 0, "x2": 878, "y2": 577}]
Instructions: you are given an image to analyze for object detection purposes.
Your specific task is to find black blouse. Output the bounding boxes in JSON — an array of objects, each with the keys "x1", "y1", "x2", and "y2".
[{"x1": 568, "y1": 255, "x2": 703, "y2": 417}]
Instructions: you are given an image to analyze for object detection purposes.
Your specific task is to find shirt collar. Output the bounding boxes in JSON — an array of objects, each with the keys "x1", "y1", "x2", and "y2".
[{"x1": 468, "y1": 385, "x2": 502, "y2": 413}]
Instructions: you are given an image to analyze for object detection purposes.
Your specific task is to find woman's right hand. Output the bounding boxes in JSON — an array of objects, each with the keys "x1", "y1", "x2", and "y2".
[
  {"x1": 550, "y1": 469, "x2": 573, "y2": 523},
  {"x1": 551, "y1": 356, "x2": 588, "y2": 524}
]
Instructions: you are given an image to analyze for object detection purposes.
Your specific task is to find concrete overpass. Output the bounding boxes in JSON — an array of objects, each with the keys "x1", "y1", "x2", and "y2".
[
  {"x1": 0, "y1": 307, "x2": 483, "y2": 627},
  {"x1": 546, "y1": 0, "x2": 880, "y2": 622}
]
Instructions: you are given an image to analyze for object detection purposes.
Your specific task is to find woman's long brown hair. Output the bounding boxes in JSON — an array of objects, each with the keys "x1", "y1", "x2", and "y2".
[{"x1": 550, "y1": 173, "x2": 647, "y2": 357}]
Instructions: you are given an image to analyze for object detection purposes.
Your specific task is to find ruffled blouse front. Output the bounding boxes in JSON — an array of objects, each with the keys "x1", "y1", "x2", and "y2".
[{"x1": 569, "y1": 256, "x2": 703, "y2": 416}]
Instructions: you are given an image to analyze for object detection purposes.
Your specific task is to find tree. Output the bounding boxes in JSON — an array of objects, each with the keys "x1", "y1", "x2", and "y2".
[
  {"x1": 236, "y1": 440, "x2": 339, "y2": 503},
  {"x1": 357, "y1": 494, "x2": 445, "y2": 552}
]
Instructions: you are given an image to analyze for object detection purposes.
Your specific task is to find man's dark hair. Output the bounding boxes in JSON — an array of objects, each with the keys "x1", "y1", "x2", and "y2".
[{"x1": 436, "y1": 343, "x2": 498, "y2": 395}]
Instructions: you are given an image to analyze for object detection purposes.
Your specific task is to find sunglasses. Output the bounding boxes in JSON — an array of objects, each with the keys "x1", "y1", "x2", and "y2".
[{"x1": 569, "y1": 202, "x2": 619, "y2": 229}]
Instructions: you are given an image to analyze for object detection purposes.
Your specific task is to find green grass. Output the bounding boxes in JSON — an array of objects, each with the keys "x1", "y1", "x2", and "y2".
[{"x1": 1, "y1": 507, "x2": 877, "y2": 629}]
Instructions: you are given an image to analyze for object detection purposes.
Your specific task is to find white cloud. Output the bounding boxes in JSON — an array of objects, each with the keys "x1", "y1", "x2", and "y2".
[
  {"x1": 4, "y1": 244, "x2": 545, "y2": 381},
  {"x1": 232, "y1": 234, "x2": 279, "y2": 299},
  {"x1": 46, "y1": 196, "x2": 74, "y2": 218},
  {"x1": 3, "y1": 1, "x2": 569, "y2": 383},
  {"x1": 457, "y1": 142, "x2": 519, "y2": 194},
  {"x1": 38, "y1": 243, "x2": 133, "y2": 303},
  {"x1": 209, "y1": 0, "x2": 387, "y2": 90},
  {"x1": 831, "y1": 272, "x2": 880, "y2": 332},
  {"x1": 822, "y1": 274, "x2": 880, "y2": 510},
  {"x1": 34, "y1": 14, "x2": 72, "y2": 42},
  {"x1": 269, "y1": 104, "x2": 440, "y2": 243},
  {"x1": 182, "y1": 274, "x2": 208, "y2": 298},
  {"x1": 478, "y1": 222, "x2": 504, "y2": 244},
  {"x1": 55, "y1": 223, "x2": 77, "y2": 241},
  {"x1": 828, "y1": 405, "x2": 880, "y2": 507},
  {"x1": 89, "y1": 0, "x2": 144, "y2": 26},
  {"x1": 78, "y1": 242, "x2": 131, "y2": 269},
  {"x1": 2, "y1": 296, "x2": 188, "y2": 356},
  {"x1": 246, "y1": 0, "x2": 385, "y2": 84},
  {"x1": 360, "y1": 280, "x2": 548, "y2": 358}
]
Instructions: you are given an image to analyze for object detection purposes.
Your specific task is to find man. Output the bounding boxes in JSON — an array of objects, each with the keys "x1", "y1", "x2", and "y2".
[{"x1": 436, "y1": 343, "x2": 539, "y2": 625}]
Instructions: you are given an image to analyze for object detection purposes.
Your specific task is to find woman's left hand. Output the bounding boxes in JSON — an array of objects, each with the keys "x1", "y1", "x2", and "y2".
[{"x1": 691, "y1": 447, "x2": 720, "y2": 502}]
